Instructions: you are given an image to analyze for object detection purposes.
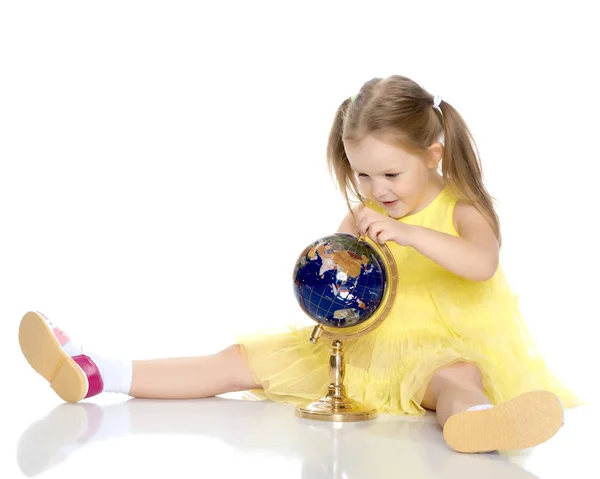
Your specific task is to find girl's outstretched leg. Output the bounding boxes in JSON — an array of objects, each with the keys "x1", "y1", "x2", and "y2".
[
  {"x1": 421, "y1": 361, "x2": 564, "y2": 453},
  {"x1": 19, "y1": 311, "x2": 261, "y2": 403},
  {"x1": 129, "y1": 345, "x2": 261, "y2": 399}
]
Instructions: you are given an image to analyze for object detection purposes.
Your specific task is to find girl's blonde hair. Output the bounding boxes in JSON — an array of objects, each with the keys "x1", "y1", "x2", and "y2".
[{"x1": 326, "y1": 75, "x2": 501, "y2": 245}]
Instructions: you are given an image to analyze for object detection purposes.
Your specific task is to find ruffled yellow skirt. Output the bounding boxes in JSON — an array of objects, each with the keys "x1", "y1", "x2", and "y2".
[{"x1": 236, "y1": 267, "x2": 582, "y2": 415}]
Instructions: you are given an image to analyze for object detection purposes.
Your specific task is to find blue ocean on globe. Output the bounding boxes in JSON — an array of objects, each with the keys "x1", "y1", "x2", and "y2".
[{"x1": 293, "y1": 233, "x2": 386, "y2": 328}]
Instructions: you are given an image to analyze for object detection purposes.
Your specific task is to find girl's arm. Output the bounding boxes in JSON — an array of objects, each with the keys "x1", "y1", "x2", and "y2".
[{"x1": 408, "y1": 202, "x2": 499, "y2": 281}]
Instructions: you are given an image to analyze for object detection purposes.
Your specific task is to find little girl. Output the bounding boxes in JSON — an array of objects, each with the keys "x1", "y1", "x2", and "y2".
[{"x1": 19, "y1": 74, "x2": 581, "y2": 454}]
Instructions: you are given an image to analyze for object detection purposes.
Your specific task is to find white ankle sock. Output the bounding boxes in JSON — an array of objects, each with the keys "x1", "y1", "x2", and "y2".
[
  {"x1": 41, "y1": 313, "x2": 133, "y2": 395},
  {"x1": 467, "y1": 404, "x2": 494, "y2": 412}
]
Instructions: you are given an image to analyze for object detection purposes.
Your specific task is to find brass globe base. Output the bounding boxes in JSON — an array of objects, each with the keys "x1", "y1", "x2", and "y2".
[
  {"x1": 296, "y1": 387, "x2": 377, "y2": 422},
  {"x1": 295, "y1": 336, "x2": 377, "y2": 422}
]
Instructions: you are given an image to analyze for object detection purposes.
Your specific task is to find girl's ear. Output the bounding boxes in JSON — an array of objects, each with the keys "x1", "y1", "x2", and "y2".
[{"x1": 426, "y1": 142, "x2": 444, "y2": 169}]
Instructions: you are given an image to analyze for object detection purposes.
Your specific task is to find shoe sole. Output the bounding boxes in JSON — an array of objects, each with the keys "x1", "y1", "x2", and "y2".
[
  {"x1": 19, "y1": 311, "x2": 87, "y2": 403},
  {"x1": 443, "y1": 390, "x2": 564, "y2": 453}
]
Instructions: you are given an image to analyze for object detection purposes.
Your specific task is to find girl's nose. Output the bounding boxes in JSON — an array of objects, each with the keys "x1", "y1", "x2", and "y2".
[{"x1": 371, "y1": 180, "x2": 388, "y2": 198}]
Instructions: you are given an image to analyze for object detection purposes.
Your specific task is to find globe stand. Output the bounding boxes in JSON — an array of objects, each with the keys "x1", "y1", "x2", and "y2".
[
  {"x1": 296, "y1": 331, "x2": 377, "y2": 422},
  {"x1": 294, "y1": 235, "x2": 398, "y2": 423}
]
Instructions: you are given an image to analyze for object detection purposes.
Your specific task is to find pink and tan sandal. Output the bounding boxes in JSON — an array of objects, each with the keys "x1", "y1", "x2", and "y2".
[
  {"x1": 443, "y1": 390, "x2": 564, "y2": 453},
  {"x1": 19, "y1": 311, "x2": 103, "y2": 403}
]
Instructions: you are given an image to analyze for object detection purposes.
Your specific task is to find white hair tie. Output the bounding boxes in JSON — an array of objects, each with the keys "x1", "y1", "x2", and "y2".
[{"x1": 433, "y1": 95, "x2": 443, "y2": 111}]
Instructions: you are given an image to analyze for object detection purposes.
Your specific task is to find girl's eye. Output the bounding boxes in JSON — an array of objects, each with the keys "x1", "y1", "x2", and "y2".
[{"x1": 356, "y1": 173, "x2": 400, "y2": 178}]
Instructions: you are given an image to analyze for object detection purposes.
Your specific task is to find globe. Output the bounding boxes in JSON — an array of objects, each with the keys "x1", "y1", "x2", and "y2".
[
  {"x1": 293, "y1": 233, "x2": 387, "y2": 329},
  {"x1": 292, "y1": 232, "x2": 397, "y2": 422}
]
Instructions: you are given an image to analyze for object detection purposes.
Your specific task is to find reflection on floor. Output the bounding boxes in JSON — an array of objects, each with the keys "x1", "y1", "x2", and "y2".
[{"x1": 8, "y1": 392, "x2": 595, "y2": 479}]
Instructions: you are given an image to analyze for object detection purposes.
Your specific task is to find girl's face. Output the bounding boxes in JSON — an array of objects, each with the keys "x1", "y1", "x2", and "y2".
[{"x1": 344, "y1": 134, "x2": 443, "y2": 219}]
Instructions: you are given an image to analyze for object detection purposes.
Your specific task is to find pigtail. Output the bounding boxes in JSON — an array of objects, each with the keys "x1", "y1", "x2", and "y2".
[
  {"x1": 326, "y1": 98, "x2": 362, "y2": 216},
  {"x1": 437, "y1": 101, "x2": 502, "y2": 245}
]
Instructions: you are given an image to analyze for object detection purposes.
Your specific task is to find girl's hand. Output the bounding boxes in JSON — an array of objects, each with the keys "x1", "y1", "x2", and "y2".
[{"x1": 356, "y1": 206, "x2": 415, "y2": 246}]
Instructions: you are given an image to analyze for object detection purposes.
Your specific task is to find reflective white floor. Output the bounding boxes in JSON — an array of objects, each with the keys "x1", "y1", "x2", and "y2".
[{"x1": 3, "y1": 380, "x2": 596, "y2": 479}]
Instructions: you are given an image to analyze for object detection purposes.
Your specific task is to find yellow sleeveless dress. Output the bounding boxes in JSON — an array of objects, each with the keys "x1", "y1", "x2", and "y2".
[{"x1": 236, "y1": 188, "x2": 581, "y2": 415}]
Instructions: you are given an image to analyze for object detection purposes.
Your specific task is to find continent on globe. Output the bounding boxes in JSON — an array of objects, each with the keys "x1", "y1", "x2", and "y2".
[
  {"x1": 293, "y1": 233, "x2": 386, "y2": 328},
  {"x1": 307, "y1": 244, "x2": 368, "y2": 279}
]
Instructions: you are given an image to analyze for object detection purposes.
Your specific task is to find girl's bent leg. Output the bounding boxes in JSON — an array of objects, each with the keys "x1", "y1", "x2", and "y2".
[
  {"x1": 130, "y1": 344, "x2": 262, "y2": 399},
  {"x1": 421, "y1": 361, "x2": 490, "y2": 428},
  {"x1": 421, "y1": 361, "x2": 564, "y2": 453}
]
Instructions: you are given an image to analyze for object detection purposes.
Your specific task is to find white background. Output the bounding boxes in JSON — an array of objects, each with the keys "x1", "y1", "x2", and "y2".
[{"x1": 1, "y1": 0, "x2": 598, "y2": 404}]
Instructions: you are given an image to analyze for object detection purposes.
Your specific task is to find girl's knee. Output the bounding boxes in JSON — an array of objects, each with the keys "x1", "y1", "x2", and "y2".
[
  {"x1": 221, "y1": 344, "x2": 262, "y2": 391},
  {"x1": 436, "y1": 361, "x2": 483, "y2": 388},
  {"x1": 221, "y1": 344, "x2": 243, "y2": 357},
  {"x1": 422, "y1": 361, "x2": 485, "y2": 409}
]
